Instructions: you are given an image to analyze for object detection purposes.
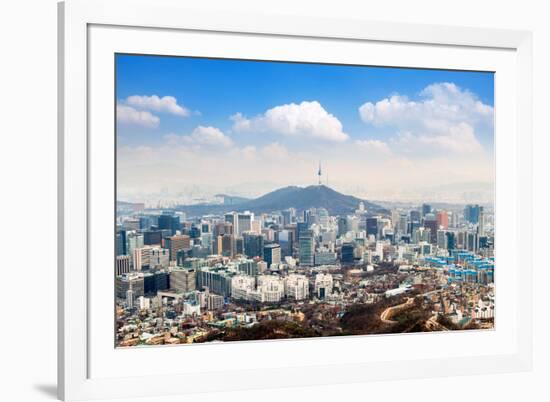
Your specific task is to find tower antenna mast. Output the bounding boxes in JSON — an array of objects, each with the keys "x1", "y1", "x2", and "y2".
[{"x1": 318, "y1": 160, "x2": 322, "y2": 185}]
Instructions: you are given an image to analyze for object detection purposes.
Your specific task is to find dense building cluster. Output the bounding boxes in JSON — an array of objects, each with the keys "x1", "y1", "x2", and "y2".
[{"x1": 115, "y1": 196, "x2": 494, "y2": 347}]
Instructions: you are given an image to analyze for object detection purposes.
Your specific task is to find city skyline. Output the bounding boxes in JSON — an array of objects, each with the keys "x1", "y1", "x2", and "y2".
[{"x1": 116, "y1": 55, "x2": 495, "y2": 205}]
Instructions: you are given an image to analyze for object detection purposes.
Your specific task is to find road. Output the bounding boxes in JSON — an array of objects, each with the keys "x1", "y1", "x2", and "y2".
[{"x1": 380, "y1": 288, "x2": 446, "y2": 326}]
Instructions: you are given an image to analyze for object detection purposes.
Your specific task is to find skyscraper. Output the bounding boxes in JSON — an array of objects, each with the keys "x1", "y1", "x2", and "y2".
[
  {"x1": 224, "y1": 212, "x2": 238, "y2": 236},
  {"x1": 237, "y1": 212, "x2": 253, "y2": 236},
  {"x1": 422, "y1": 203, "x2": 432, "y2": 217},
  {"x1": 263, "y1": 243, "x2": 281, "y2": 267},
  {"x1": 436, "y1": 211, "x2": 449, "y2": 230},
  {"x1": 299, "y1": 230, "x2": 314, "y2": 266},
  {"x1": 366, "y1": 217, "x2": 379, "y2": 238},
  {"x1": 341, "y1": 243, "x2": 355, "y2": 265},
  {"x1": 158, "y1": 214, "x2": 180, "y2": 235},
  {"x1": 337, "y1": 216, "x2": 347, "y2": 237},
  {"x1": 221, "y1": 234, "x2": 235, "y2": 257},
  {"x1": 278, "y1": 229, "x2": 294, "y2": 257},
  {"x1": 243, "y1": 232, "x2": 264, "y2": 258},
  {"x1": 464, "y1": 204, "x2": 481, "y2": 224},
  {"x1": 165, "y1": 234, "x2": 190, "y2": 261},
  {"x1": 115, "y1": 255, "x2": 131, "y2": 275},
  {"x1": 116, "y1": 228, "x2": 127, "y2": 256},
  {"x1": 478, "y1": 206, "x2": 485, "y2": 235},
  {"x1": 423, "y1": 215, "x2": 438, "y2": 244}
]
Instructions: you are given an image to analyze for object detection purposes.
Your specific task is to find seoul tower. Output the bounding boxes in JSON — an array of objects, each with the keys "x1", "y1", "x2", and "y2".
[{"x1": 318, "y1": 160, "x2": 322, "y2": 185}]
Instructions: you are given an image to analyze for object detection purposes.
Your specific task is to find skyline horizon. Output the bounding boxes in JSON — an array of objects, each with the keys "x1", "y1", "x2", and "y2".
[{"x1": 117, "y1": 180, "x2": 495, "y2": 209}]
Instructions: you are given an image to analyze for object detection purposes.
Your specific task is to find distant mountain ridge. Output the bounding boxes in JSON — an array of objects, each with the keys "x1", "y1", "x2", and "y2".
[{"x1": 176, "y1": 185, "x2": 387, "y2": 217}]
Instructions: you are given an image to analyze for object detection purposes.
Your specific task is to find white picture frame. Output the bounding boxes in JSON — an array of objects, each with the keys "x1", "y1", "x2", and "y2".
[{"x1": 58, "y1": 0, "x2": 533, "y2": 400}]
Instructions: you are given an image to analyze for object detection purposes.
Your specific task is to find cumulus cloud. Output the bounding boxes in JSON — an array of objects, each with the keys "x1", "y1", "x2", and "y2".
[
  {"x1": 124, "y1": 95, "x2": 191, "y2": 117},
  {"x1": 116, "y1": 104, "x2": 160, "y2": 128},
  {"x1": 231, "y1": 101, "x2": 349, "y2": 142},
  {"x1": 164, "y1": 126, "x2": 233, "y2": 148},
  {"x1": 358, "y1": 82, "x2": 492, "y2": 156}
]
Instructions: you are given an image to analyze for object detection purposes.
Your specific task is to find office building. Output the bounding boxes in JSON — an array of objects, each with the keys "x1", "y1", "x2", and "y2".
[
  {"x1": 243, "y1": 232, "x2": 264, "y2": 259},
  {"x1": 284, "y1": 274, "x2": 309, "y2": 300},
  {"x1": 165, "y1": 234, "x2": 190, "y2": 261},
  {"x1": 314, "y1": 273, "x2": 333, "y2": 299},
  {"x1": 170, "y1": 267, "x2": 196, "y2": 293},
  {"x1": 341, "y1": 243, "x2": 355, "y2": 264},
  {"x1": 264, "y1": 243, "x2": 281, "y2": 266},
  {"x1": 366, "y1": 217, "x2": 379, "y2": 238},
  {"x1": 298, "y1": 230, "x2": 314, "y2": 266},
  {"x1": 116, "y1": 255, "x2": 131, "y2": 275}
]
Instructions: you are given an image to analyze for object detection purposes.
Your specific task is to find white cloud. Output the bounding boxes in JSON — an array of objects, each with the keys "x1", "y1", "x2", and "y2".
[
  {"x1": 164, "y1": 126, "x2": 233, "y2": 148},
  {"x1": 392, "y1": 123, "x2": 483, "y2": 154},
  {"x1": 231, "y1": 101, "x2": 349, "y2": 142},
  {"x1": 261, "y1": 142, "x2": 290, "y2": 160},
  {"x1": 355, "y1": 139, "x2": 392, "y2": 155},
  {"x1": 358, "y1": 82, "x2": 492, "y2": 156},
  {"x1": 116, "y1": 104, "x2": 160, "y2": 128},
  {"x1": 125, "y1": 95, "x2": 190, "y2": 117}
]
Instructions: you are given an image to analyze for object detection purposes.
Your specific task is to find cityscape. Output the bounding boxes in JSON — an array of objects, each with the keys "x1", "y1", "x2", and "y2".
[{"x1": 115, "y1": 55, "x2": 494, "y2": 347}]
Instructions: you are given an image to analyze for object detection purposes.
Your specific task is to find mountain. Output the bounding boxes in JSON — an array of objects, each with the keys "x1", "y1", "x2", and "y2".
[{"x1": 176, "y1": 185, "x2": 387, "y2": 217}]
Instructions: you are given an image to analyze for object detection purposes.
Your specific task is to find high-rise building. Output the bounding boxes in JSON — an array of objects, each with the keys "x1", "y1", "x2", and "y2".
[
  {"x1": 224, "y1": 213, "x2": 238, "y2": 236},
  {"x1": 165, "y1": 234, "x2": 190, "y2": 261},
  {"x1": 318, "y1": 208, "x2": 329, "y2": 228},
  {"x1": 263, "y1": 243, "x2": 281, "y2": 267},
  {"x1": 298, "y1": 230, "x2": 314, "y2": 266},
  {"x1": 446, "y1": 232, "x2": 456, "y2": 250},
  {"x1": 116, "y1": 273, "x2": 144, "y2": 299},
  {"x1": 122, "y1": 218, "x2": 140, "y2": 231},
  {"x1": 478, "y1": 206, "x2": 485, "y2": 236},
  {"x1": 237, "y1": 212, "x2": 253, "y2": 236},
  {"x1": 235, "y1": 237, "x2": 244, "y2": 255},
  {"x1": 221, "y1": 233, "x2": 235, "y2": 257},
  {"x1": 366, "y1": 217, "x2": 379, "y2": 238},
  {"x1": 150, "y1": 247, "x2": 170, "y2": 268},
  {"x1": 314, "y1": 250, "x2": 337, "y2": 265},
  {"x1": 196, "y1": 267, "x2": 234, "y2": 297},
  {"x1": 314, "y1": 273, "x2": 333, "y2": 299},
  {"x1": 281, "y1": 208, "x2": 296, "y2": 225},
  {"x1": 116, "y1": 228, "x2": 127, "y2": 256},
  {"x1": 284, "y1": 274, "x2": 309, "y2": 300},
  {"x1": 158, "y1": 214, "x2": 180, "y2": 235},
  {"x1": 297, "y1": 222, "x2": 309, "y2": 239},
  {"x1": 436, "y1": 211, "x2": 449, "y2": 230},
  {"x1": 467, "y1": 232, "x2": 479, "y2": 252},
  {"x1": 170, "y1": 267, "x2": 196, "y2": 293},
  {"x1": 436, "y1": 230, "x2": 448, "y2": 249},
  {"x1": 422, "y1": 203, "x2": 432, "y2": 217},
  {"x1": 126, "y1": 232, "x2": 144, "y2": 265},
  {"x1": 341, "y1": 243, "x2": 355, "y2": 264},
  {"x1": 230, "y1": 274, "x2": 256, "y2": 300},
  {"x1": 423, "y1": 215, "x2": 438, "y2": 244},
  {"x1": 243, "y1": 232, "x2": 264, "y2": 259},
  {"x1": 337, "y1": 216, "x2": 347, "y2": 237},
  {"x1": 278, "y1": 230, "x2": 294, "y2": 257},
  {"x1": 200, "y1": 232, "x2": 213, "y2": 253},
  {"x1": 143, "y1": 229, "x2": 162, "y2": 245},
  {"x1": 116, "y1": 255, "x2": 131, "y2": 275},
  {"x1": 464, "y1": 204, "x2": 481, "y2": 224},
  {"x1": 133, "y1": 247, "x2": 151, "y2": 271},
  {"x1": 410, "y1": 210, "x2": 421, "y2": 223}
]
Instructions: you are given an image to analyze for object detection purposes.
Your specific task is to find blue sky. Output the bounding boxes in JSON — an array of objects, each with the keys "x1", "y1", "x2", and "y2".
[{"x1": 116, "y1": 54, "x2": 495, "y2": 204}]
